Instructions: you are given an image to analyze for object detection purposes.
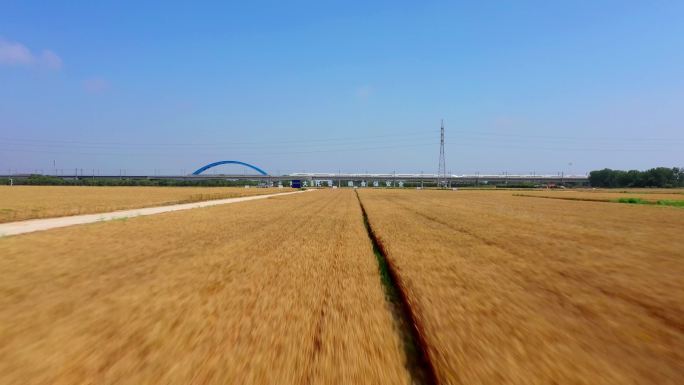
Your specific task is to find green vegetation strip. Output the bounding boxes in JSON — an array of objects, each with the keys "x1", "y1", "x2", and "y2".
[
  {"x1": 514, "y1": 194, "x2": 684, "y2": 207},
  {"x1": 614, "y1": 197, "x2": 684, "y2": 207},
  {"x1": 355, "y1": 191, "x2": 438, "y2": 385}
]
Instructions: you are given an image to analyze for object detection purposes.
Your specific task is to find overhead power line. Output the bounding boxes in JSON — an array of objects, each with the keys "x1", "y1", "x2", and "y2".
[{"x1": 0, "y1": 130, "x2": 439, "y2": 147}]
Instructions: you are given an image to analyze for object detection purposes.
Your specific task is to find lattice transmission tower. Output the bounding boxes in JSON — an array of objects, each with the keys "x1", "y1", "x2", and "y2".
[{"x1": 438, "y1": 119, "x2": 447, "y2": 188}]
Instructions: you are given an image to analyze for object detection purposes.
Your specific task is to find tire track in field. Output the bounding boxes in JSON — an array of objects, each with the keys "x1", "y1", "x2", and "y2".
[{"x1": 355, "y1": 191, "x2": 439, "y2": 385}]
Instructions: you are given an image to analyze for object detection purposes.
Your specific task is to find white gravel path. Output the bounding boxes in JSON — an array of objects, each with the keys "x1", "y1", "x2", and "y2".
[{"x1": 0, "y1": 190, "x2": 310, "y2": 237}]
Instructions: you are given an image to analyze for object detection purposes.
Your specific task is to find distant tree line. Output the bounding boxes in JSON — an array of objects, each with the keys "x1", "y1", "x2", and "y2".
[
  {"x1": 589, "y1": 167, "x2": 683, "y2": 188},
  {"x1": 0, "y1": 174, "x2": 261, "y2": 187}
]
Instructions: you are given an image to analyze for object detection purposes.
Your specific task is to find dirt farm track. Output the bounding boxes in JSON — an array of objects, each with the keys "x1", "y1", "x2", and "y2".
[{"x1": 0, "y1": 188, "x2": 682, "y2": 385}]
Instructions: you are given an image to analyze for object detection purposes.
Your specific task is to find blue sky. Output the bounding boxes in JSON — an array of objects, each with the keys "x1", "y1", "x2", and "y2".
[{"x1": 1, "y1": 1, "x2": 683, "y2": 175}]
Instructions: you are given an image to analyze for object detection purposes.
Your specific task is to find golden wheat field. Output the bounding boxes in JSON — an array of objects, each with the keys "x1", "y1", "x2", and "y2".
[
  {"x1": 0, "y1": 189, "x2": 411, "y2": 385},
  {"x1": 2, "y1": 187, "x2": 683, "y2": 385},
  {"x1": 358, "y1": 189, "x2": 684, "y2": 385},
  {"x1": 0, "y1": 186, "x2": 289, "y2": 223}
]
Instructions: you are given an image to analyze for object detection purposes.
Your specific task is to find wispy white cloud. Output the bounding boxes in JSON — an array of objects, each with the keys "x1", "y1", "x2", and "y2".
[
  {"x1": 40, "y1": 50, "x2": 63, "y2": 70},
  {"x1": 82, "y1": 77, "x2": 110, "y2": 94},
  {"x1": 0, "y1": 39, "x2": 33, "y2": 65},
  {"x1": 0, "y1": 38, "x2": 62, "y2": 70}
]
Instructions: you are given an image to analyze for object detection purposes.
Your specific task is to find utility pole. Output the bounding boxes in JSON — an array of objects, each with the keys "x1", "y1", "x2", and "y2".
[{"x1": 438, "y1": 119, "x2": 447, "y2": 188}]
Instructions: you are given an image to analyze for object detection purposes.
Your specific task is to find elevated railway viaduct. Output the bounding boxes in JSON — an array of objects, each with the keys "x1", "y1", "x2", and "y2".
[{"x1": 1, "y1": 173, "x2": 589, "y2": 187}]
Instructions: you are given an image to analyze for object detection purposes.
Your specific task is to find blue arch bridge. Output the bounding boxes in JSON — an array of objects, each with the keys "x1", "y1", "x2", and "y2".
[{"x1": 192, "y1": 160, "x2": 267, "y2": 176}]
